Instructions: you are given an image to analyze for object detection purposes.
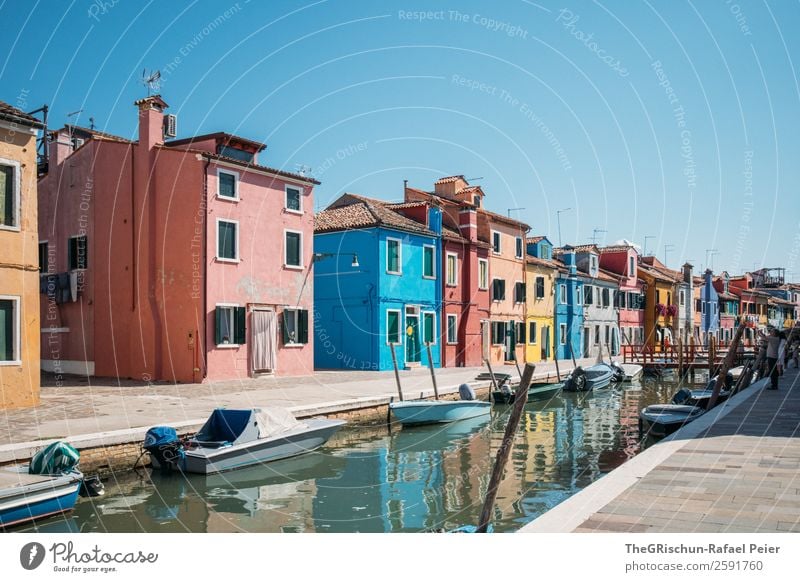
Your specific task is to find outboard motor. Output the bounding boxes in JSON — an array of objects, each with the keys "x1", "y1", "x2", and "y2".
[
  {"x1": 458, "y1": 383, "x2": 477, "y2": 401},
  {"x1": 671, "y1": 388, "x2": 693, "y2": 405},
  {"x1": 610, "y1": 361, "x2": 626, "y2": 383},
  {"x1": 143, "y1": 426, "x2": 184, "y2": 471},
  {"x1": 79, "y1": 475, "x2": 105, "y2": 497},
  {"x1": 565, "y1": 367, "x2": 587, "y2": 391}
]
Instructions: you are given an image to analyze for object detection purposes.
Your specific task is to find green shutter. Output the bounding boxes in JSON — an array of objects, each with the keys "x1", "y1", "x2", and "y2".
[
  {"x1": 0, "y1": 166, "x2": 12, "y2": 226},
  {"x1": 282, "y1": 311, "x2": 291, "y2": 344},
  {"x1": 387, "y1": 310, "x2": 399, "y2": 344},
  {"x1": 424, "y1": 313, "x2": 434, "y2": 344},
  {"x1": 0, "y1": 300, "x2": 12, "y2": 360},
  {"x1": 286, "y1": 232, "x2": 301, "y2": 266},
  {"x1": 387, "y1": 240, "x2": 398, "y2": 272},
  {"x1": 234, "y1": 307, "x2": 246, "y2": 344},
  {"x1": 298, "y1": 309, "x2": 309, "y2": 344},
  {"x1": 215, "y1": 307, "x2": 223, "y2": 345},
  {"x1": 424, "y1": 247, "x2": 433, "y2": 277},
  {"x1": 518, "y1": 322, "x2": 526, "y2": 344}
]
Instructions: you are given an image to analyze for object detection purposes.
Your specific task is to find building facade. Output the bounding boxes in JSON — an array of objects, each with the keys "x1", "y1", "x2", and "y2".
[
  {"x1": 0, "y1": 102, "x2": 42, "y2": 408},
  {"x1": 599, "y1": 245, "x2": 645, "y2": 351},
  {"x1": 697, "y1": 269, "x2": 720, "y2": 343},
  {"x1": 638, "y1": 256, "x2": 680, "y2": 350},
  {"x1": 552, "y1": 248, "x2": 584, "y2": 360},
  {"x1": 569, "y1": 245, "x2": 620, "y2": 359},
  {"x1": 38, "y1": 95, "x2": 318, "y2": 382},
  {"x1": 524, "y1": 237, "x2": 558, "y2": 363},
  {"x1": 713, "y1": 273, "x2": 739, "y2": 343}
]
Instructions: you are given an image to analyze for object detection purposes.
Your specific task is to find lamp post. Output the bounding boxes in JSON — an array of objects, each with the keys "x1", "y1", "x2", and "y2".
[{"x1": 556, "y1": 207, "x2": 571, "y2": 246}]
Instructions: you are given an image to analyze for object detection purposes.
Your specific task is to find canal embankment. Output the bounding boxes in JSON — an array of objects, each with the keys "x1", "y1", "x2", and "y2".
[
  {"x1": 520, "y1": 365, "x2": 800, "y2": 533},
  {"x1": 0, "y1": 359, "x2": 593, "y2": 476}
]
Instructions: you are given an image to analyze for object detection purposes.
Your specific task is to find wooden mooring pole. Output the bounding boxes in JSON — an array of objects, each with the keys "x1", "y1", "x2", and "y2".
[
  {"x1": 477, "y1": 363, "x2": 536, "y2": 533},
  {"x1": 425, "y1": 342, "x2": 439, "y2": 400},
  {"x1": 677, "y1": 336, "x2": 684, "y2": 381},
  {"x1": 389, "y1": 343, "x2": 403, "y2": 402},
  {"x1": 706, "y1": 319, "x2": 746, "y2": 410}
]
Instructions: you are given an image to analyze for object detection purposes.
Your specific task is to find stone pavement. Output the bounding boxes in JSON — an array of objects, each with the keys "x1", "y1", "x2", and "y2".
[
  {"x1": 0, "y1": 357, "x2": 593, "y2": 460},
  {"x1": 522, "y1": 364, "x2": 800, "y2": 533}
]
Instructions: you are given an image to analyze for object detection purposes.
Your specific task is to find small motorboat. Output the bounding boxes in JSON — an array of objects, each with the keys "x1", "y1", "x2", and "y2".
[
  {"x1": 670, "y1": 372, "x2": 734, "y2": 409},
  {"x1": 0, "y1": 441, "x2": 83, "y2": 530},
  {"x1": 390, "y1": 383, "x2": 491, "y2": 425},
  {"x1": 611, "y1": 362, "x2": 643, "y2": 382},
  {"x1": 491, "y1": 380, "x2": 563, "y2": 405},
  {"x1": 563, "y1": 363, "x2": 617, "y2": 392},
  {"x1": 639, "y1": 404, "x2": 705, "y2": 439},
  {"x1": 144, "y1": 407, "x2": 345, "y2": 475}
]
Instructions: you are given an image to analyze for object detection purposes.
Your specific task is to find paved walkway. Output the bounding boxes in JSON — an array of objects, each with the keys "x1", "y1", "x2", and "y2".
[
  {"x1": 523, "y1": 364, "x2": 800, "y2": 533},
  {"x1": 0, "y1": 358, "x2": 593, "y2": 459}
]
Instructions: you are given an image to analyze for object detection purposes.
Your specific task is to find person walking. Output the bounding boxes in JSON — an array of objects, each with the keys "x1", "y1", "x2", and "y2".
[
  {"x1": 763, "y1": 328, "x2": 781, "y2": 390},
  {"x1": 777, "y1": 332, "x2": 787, "y2": 376}
]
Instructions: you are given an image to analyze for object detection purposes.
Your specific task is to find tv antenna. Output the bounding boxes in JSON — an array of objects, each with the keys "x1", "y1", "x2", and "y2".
[
  {"x1": 507, "y1": 207, "x2": 525, "y2": 218},
  {"x1": 89, "y1": 116, "x2": 96, "y2": 130},
  {"x1": 295, "y1": 163, "x2": 313, "y2": 177},
  {"x1": 590, "y1": 228, "x2": 607, "y2": 245},
  {"x1": 141, "y1": 69, "x2": 161, "y2": 95}
]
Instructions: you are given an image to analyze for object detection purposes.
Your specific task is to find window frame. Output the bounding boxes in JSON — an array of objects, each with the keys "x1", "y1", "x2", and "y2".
[
  {"x1": 491, "y1": 230, "x2": 501, "y2": 255},
  {"x1": 446, "y1": 314, "x2": 458, "y2": 344},
  {"x1": 386, "y1": 237, "x2": 402, "y2": 275},
  {"x1": 528, "y1": 321, "x2": 537, "y2": 345},
  {"x1": 216, "y1": 168, "x2": 239, "y2": 201},
  {"x1": 284, "y1": 228, "x2": 304, "y2": 270},
  {"x1": 535, "y1": 276, "x2": 545, "y2": 299},
  {"x1": 386, "y1": 309, "x2": 402, "y2": 345},
  {"x1": 515, "y1": 236, "x2": 523, "y2": 259},
  {"x1": 491, "y1": 278, "x2": 506, "y2": 302},
  {"x1": 0, "y1": 158, "x2": 21, "y2": 232},
  {"x1": 478, "y1": 258, "x2": 489, "y2": 290},
  {"x1": 68, "y1": 234, "x2": 88, "y2": 270},
  {"x1": 422, "y1": 244, "x2": 436, "y2": 280},
  {"x1": 214, "y1": 303, "x2": 240, "y2": 348},
  {"x1": 285, "y1": 184, "x2": 303, "y2": 214},
  {"x1": 559, "y1": 284, "x2": 567, "y2": 304},
  {"x1": 282, "y1": 308, "x2": 309, "y2": 346},
  {"x1": 216, "y1": 218, "x2": 240, "y2": 263},
  {"x1": 0, "y1": 295, "x2": 21, "y2": 365},
  {"x1": 559, "y1": 323, "x2": 567, "y2": 345},
  {"x1": 445, "y1": 252, "x2": 458, "y2": 286}
]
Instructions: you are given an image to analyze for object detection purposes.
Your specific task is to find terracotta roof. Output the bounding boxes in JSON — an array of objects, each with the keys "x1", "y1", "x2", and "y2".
[
  {"x1": 478, "y1": 208, "x2": 530, "y2": 231},
  {"x1": 579, "y1": 269, "x2": 618, "y2": 285},
  {"x1": 527, "y1": 256, "x2": 566, "y2": 273},
  {"x1": 435, "y1": 175, "x2": 465, "y2": 185},
  {"x1": 770, "y1": 297, "x2": 796, "y2": 307},
  {"x1": 59, "y1": 124, "x2": 132, "y2": 143},
  {"x1": 526, "y1": 235, "x2": 545, "y2": 244},
  {"x1": 718, "y1": 292, "x2": 737, "y2": 300},
  {"x1": 386, "y1": 201, "x2": 429, "y2": 210},
  {"x1": 0, "y1": 100, "x2": 43, "y2": 129},
  {"x1": 197, "y1": 150, "x2": 320, "y2": 185},
  {"x1": 638, "y1": 263, "x2": 681, "y2": 284},
  {"x1": 165, "y1": 131, "x2": 267, "y2": 152},
  {"x1": 457, "y1": 185, "x2": 483, "y2": 195},
  {"x1": 316, "y1": 193, "x2": 435, "y2": 236},
  {"x1": 598, "y1": 245, "x2": 633, "y2": 254},
  {"x1": 554, "y1": 244, "x2": 599, "y2": 254},
  {"x1": 599, "y1": 267, "x2": 623, "y2": 282}
]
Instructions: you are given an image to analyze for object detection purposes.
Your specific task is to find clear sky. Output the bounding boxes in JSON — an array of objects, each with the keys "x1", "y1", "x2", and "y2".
[{"x1": 2, "y1": 0, "x2": 798, "y2": 277}]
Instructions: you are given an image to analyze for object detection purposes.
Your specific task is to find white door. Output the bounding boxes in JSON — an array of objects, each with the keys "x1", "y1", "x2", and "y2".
[{"x1": 251, "y1": 309, "x2": 277, "y2": 373}]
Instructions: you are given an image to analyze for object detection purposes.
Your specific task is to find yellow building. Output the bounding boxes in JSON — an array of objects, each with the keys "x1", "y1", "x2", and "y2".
[
  {"x1": 638, "y1": 257, "x2": 680, "y2": 351},
  {"x1": 524, "y1": 256, "x2": 558, "y2": 362},
  {"x1": 0, "y1": 101, "x2": 42, "y2": 408}
]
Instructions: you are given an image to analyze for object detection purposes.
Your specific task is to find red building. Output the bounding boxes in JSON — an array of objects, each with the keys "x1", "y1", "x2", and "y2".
[
  {"x1": 599, "y1": 245, "x2": 645, "y2": 349},
  {"x1": 404, "y1": 184, "x2": 491, "y2": 367}
]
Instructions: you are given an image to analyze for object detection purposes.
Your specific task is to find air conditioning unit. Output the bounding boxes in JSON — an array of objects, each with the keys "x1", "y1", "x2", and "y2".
[{"x1": 164, "y1": 114, "x2": 177, "y2": 138}]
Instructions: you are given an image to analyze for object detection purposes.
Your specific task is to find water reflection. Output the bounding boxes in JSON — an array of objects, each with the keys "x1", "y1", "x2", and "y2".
[{"x1": 20, "y1": 376, "x2": 704, "y2": 533}]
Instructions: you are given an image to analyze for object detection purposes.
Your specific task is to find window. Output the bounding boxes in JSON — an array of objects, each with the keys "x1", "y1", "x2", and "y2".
[
  {"x1": 386, "y1": 310, "x2": 401, "y2": 345},
  {"x1": 491, "y1": 321, "x2": 506, "y2": 345},
  {"x1": 285, "y1": 230, "x2": 303, "y2": 268},
  {"x1": 423, "y1": 311, "x2": 436, "y2": 345},
  {"x1": 473, "y1": 195, "x2": 481, "y2": 207},
  {"x1": 0, "y1": 296, "x2": 20, "y2": 363},
  {"x1": 514, "y1": 282, "x2": 525, "y2": 303},
  {"x1": 559, "y1": 323, "x2": 567, "y2": 345},
  {"x1": 542, "y1": 246, "x2": 551, "y2": 260},
  {"x1": 0, "y1": 160, "x2": 19, "y2": 229},
  {"x1": 214, "y1": 305, "x2": 246, "y2": 346},
  {"x1": 38, "y1": 241, "x2": 48, "y2": 273},
  {"x1": 447, "y1": 314, "x2": 457, "y2": 344},
  {"x1": 446, "y1": 252, "x2": 457, "y2": 286},
  {"x1": 629, "y1": 256, "x2": 635, "y2": 275},
  {"x1": 68, "y1": 235, "x2": 88, "y2": 270},
  {"x1": 584, "y1": 285, "x2": 594, "y2": 305},
  {"x1": 528, "y1": 321, "x2": 537, "y2": 344},
  {"x1": 478, "y1": 259, "x2": 489, "y2": 290},
  {"x1": 679, "y1": 290, "x2": 685, "y2": 306},
  {"x1": 515, "y1": 237, "x2": 523, "y2": 259},
  {"x1": 516, "y1": 321, "x2": 526, "y2": 344},
  {"x1": 217, "y1": 169, "x2": 238, "y2": 200},
  {"x1": 535, "y1": 276, "x2": 545, "y2": 299},
  {"x1": 492, "y1": 231, "x2": 501, "y2": 254},
  {"x1": 602, "y1": 288, "x2": 610, "y2": 307},
  {"x1": 285, "y1": 185, "x2": 302, "y2": 213},
  {"x1": 590, "y1": 255, "x2": 598, "y2": 273},
  {"x1": 594, "y1": 325, "x2": 600, "y2": 344},
  {"x1": 701, "y1": 301, "x2": 706, "y2": 315},
  {"x1": 218, "y1": 145, "x2": 254, "y2": 162},
  {"x1": 617, "y1": 291, "x2": 626, "y2": 309},
  {"x1": 491, "y1": 279, "x2": 506, "y2": 301},
  {"x1": 386, "y1": 238, "x2": 401, "y2": 274},
  {"x1": 605, "y1": 325, "x2": 610, "y2": 345},
  {"x1": 576, "y1": 287, "x2": 582, "y2": 305},
  {"x1": 559, "y1": 284, "x2": 567, "y2": 304},
  {"x1": 282, "y1": 308, "x2": 309, "y2": 345},
  {"x1": 423, "y1": 245, "x2": 436, "y2": 279}
]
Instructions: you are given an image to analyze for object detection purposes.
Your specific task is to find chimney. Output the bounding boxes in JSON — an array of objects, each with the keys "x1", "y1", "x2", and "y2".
[
  {"x1": 562, "y1": 248, "x2": 577, "y2": 276},
  {"x1": 458, "y1": 208, "x2": 478, "y2": 242},
  {"x1": 427, "y1": 206, "x2": 442, "y2": 235},
  {"x1": 135, "y1": 95, "x2": 168, "y2": 150},
  {"x1": 682, "y1": 262, "x2": 693, "y2": 283},
  {"x1": 48, "y1": 129, "x2": 73, "y2": 167}
]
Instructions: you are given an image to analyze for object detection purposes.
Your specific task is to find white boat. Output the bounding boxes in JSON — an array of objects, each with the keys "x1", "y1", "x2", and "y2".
[
  {"x1": 389, "y1": 400, "x2": 491, "y2": 426},
  {"x1": 144, "y1": 408, "x2": 345, "y2": 475},
  {"x1": 617, "y1": 363, "x2": 643, "y2": 382},
  {"x1": 0, "y1": 442, "x2": 83, "y2": 530}
]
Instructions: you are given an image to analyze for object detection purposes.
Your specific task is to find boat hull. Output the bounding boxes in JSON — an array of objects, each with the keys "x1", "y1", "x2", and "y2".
[
  {"x1": 0, "y1": 469, "x2": 83, "y2": 529},
  {"x1": 389, "y1": 400, "x2": 491, "y2": 425},
  {"x1": 152, "y1": 418, "x2": 345, "y2": 475},
  {"x1": 564, "y1": 364, "x2": 616, "y2": 392},
  {"x1": 491, "y1": 382, "x2": 563, "y2": 404},
  {"x1": 639, "y1": 405, "x2": 704, "y2": 439}
]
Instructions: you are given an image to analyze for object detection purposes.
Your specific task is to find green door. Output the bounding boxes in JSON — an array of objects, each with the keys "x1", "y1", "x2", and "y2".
[{"x1": 406, "y1": 315, "x2": 421, "y2": 363}]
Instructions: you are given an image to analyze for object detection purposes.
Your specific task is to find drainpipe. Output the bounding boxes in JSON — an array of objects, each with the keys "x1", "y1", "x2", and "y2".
[
  {"x1": 130, "y1": 145, "x2": 136, "y2": 311},
  {"x1": 201, "y1": 156, "x2": 210, "y2": 381}
]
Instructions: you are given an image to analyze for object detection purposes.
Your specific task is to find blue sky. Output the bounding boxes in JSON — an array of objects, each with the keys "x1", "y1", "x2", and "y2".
[{"x1": 2, "y1": 0, "x2": 799, "y2": 276}]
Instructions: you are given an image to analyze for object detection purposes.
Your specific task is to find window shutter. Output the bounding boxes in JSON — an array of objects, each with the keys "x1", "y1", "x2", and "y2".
[
  {"x1": 518, "y1": 322, "x2": 526, "y2": 344},
  {"x1": 298, "y1": 309, "x2": 309, "y2": 344},
  {"x1": 234, "y1": 307, "x2": 246, "y2": 344},
  {"x1": 282, "y1": 311, "x2": 291, "y2": 344},
  {"x1": 215, "y1": 307, "x2": 223, "y2": 345}
]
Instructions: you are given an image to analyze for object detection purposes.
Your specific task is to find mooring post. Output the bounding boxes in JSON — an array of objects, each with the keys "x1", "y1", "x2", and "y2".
[
  {"x1": 708, "y1": 336, "x2": 716, "y2": 379},
  {"x1": 554, "y1": 354, "x2": 561, "y2": 382},
  {"x1": 425, "y1": 342, "x2": 439, "y2": 400},
  {"x1": 706, "y1": 320, "x2": 746, "y2": 409},
  {"x1": 678, "y1": 336, "x2": 684, "y2": 381},
  {"x1": 390, "y1": 343, "x2": 403, "y2": 402},
  {"x1": 477, "y1": 363, "x2": 536, "y2": 533}
]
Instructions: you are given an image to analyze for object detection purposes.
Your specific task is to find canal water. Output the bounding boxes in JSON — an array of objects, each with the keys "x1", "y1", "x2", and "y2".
[{"x1": 23, "y1": 374, "x2": 706, "y2": 533}]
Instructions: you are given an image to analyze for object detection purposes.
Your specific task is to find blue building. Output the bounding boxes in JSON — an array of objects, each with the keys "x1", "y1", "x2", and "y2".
[
  {"x1": 528, "y1": 239, "x2": 583, "y2": 360},
  {"x1": 313, "y1": 194, "x2": 441, "y2": 371},
  {"x1": 698, "y1": 269, "x2": 720, "y2": 343}
]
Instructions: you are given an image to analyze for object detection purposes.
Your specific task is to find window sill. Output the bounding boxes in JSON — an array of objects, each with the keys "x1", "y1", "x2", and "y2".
[
  {"x1": 0, "y1": 360, "x2": 22, "y2": 366},
  {"x1": 446, "y1": 341, "x2": 458, "y2": 346},
  {"x1": 386, "y1": 342, "x2": 402, "y2": 346},
  {"x1": 216, "y1": 257, "x2": 241, "y2": 264},
  {"x1": 423, "y1": 275, "x2": 437, "y2": 280},
  {"x1": 446, "y1": 283, "x2": 457, "y2": 288},
  {"x1": 386, "y1": 271, "x2": 402, "y2": 276},
  {"x1": 285, "y1": 208, "x2": 303, "y2": 215},
  {"x1": 284, "y1": 264, "x2": 304, "y2": 271},
  {"x1": 0, "y1": 224, "x2": 21, "y2": 232},
  {"x1": 215, "y1": 343, "x2": 240, "y2": 349},
  {"x1": 283, "y1": 342, "x2": 306, "y2": 348},
  {"x1": 217, "y1": 194, "x2": 239, "y2": 202},
  {"x1": 478, "y1": 287, "x2": 488, "y2": 291}
]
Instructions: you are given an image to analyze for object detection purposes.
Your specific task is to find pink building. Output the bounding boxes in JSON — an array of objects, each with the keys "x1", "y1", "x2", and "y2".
[
  {"x1": 599, "y1": 245, "x2": 645, "y2": 348},
  {"x1": 38, "y1": 95, "x2": 318, "y2": 382}
]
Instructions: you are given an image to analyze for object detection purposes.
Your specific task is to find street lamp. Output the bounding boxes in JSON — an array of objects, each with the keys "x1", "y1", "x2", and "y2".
[
  {"x1": 556, "y1": 207, "x2": 571, "y2": 246},
  {"x1": 313, "y1": 252, "x2": 359, "y2": 268}
]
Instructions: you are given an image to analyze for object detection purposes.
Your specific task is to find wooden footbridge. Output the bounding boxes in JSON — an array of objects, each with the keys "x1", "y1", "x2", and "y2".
[{"x1": 622, "y1": 337, "x2": 755, "y2": 376}]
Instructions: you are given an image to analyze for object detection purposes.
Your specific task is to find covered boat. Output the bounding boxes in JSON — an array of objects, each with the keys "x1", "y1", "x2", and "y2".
[
  {"x1": 0, "y1": 441, "x2": 83, "y2": 530},
  {"x1": 639, "y1": 404, "x2": 705, "y2": 439},
  {"x1": 563, "y1": 363, "x2": 617, "y2": 392},
  {"x1": 144, "y1": 408, "x2": 345, "y2": 475}
]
